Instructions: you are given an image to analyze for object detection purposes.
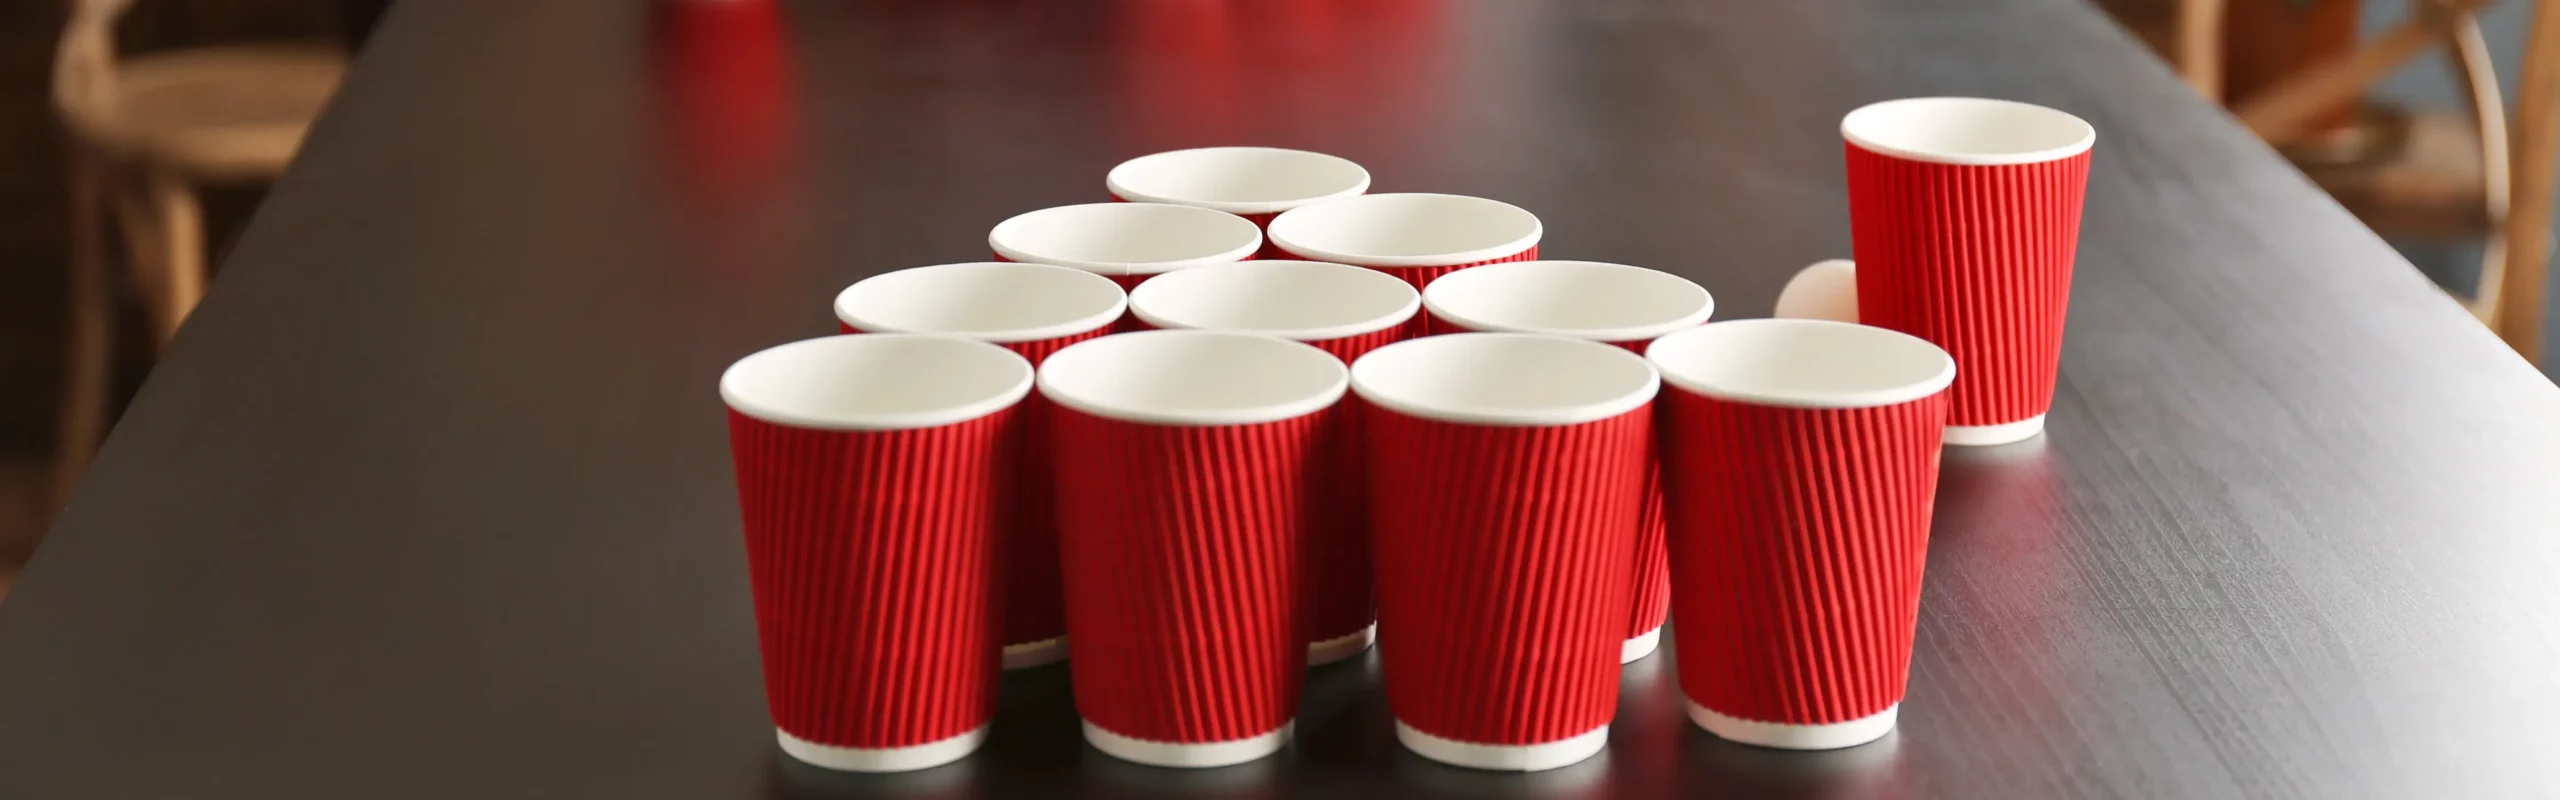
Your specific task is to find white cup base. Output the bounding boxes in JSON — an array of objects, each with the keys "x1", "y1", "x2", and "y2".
[
  {"x1": 1393, "y1": 721, "x2": 1608, "y2": 772},
  {"x1": 1944, "y1": 415, "x2": 2045, "y2": 447},
  {"x1": 1684, "y1": 700, "x2": 1897, "y2": 750},
  {"x1": 777, "y1": 725, "x2": 986, "y2": 772},
  {"x1": 1082, "y1": 720, "x2": 1293, "y2": 768},
  {"x1": 1621, "y1": 627, "x2": 1663, "y2": 664},
  {"x1": 1308, "y1": 624, "x2": 1377, "y2": 665},
  {"x1": 1002, "y1": 636, "x2": 1068, "y2": 670}
]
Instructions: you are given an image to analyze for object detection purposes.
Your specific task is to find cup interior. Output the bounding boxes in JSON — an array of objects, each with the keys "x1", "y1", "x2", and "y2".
[
  {"x1": 1038, "y1": 330, "x2": 1347, "y2": 425},
  {"x1": 836, "y1": 262, "x2": 1127, "y2": 342},
  {"x1": 1645, "y1": 319, "x2": 1954, "y2": 409},
  {"x1": 721, "y1": 335, "x2": 1033, "y2": 430},
  {"x1": 1840, "y1": 97, "x2": 2094, "y2": 166},
  {"x1": 989, "y1": 203, "x2": 1263, "y2": 275},
  {"x1": 1266, "y1": 194, "x2": 1541, "y2": 268},
  {"x1": 1107, "y1": 147, "x2": 1371, "y2": 215},
  {"x1": 1350, "y1": 333, "x2": 1658, "y2": 426},
  {"x1": 1130, "y1": 261, "x2": 1419, "y2": 341},
  {"x1": 1424, "y1": 261, "x2": 1713, "y2": 342}
]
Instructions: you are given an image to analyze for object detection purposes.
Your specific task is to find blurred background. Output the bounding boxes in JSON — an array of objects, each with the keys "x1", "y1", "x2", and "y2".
[{"x1": 0, "y1": 0, "x2": 2547, "y2": 599}]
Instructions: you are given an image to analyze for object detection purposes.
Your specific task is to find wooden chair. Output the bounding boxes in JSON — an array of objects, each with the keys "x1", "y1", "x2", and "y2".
[
  {"x1": 50, "y1": 0, "x2": 347, "y2": 502},
  {"x1": 2173, "y1": 0, "x2": 2560, "y2": 367}
]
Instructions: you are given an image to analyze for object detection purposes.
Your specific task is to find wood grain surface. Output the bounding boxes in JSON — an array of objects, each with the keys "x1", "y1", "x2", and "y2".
[{"x1": 0, "y1": 1, "x2": 2554, "y2": 797}]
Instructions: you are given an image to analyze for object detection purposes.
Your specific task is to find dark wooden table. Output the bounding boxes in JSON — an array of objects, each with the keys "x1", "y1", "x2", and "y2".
[{"x1": 7, "y1": 0, "x2": 2559, "y2": 797}]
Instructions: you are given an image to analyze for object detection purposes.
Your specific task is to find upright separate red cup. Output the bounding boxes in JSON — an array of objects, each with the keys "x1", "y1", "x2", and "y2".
[
  {"x1": 1106, "y1": 147, "x2": 1371, "y2": 254},
  {"x1": 1843, "y1": 96, "x2": 2094, "y2": 446},
  {"x1": 1645, "y1": 319, "x2": 1956, "y2": 750},
  {"x1": 834, "y1": 262, "x2": 1128, "y2": 670},
  {"x1": 1266, "y1": 194, "x2": 1540, "y2": 334},
  {"x1": 988, "y1": 202, "x2": 1264, "y2": 291},
  {"x1": 1421, "y1": 261, "x2": 1714, "y2": 666},
  {"x1": 1128, "y1": 261, "x2": 1420, "y2": 666},
  {"x1": 720, "y1": 334, "x2": 1034, "y2": 771},
  {"x1": 1039, "y1": 331, "x2": 1349, "y2": 768},
  {"x1": 1352, "y1": 333, "x2": 1658, "y2": 771}
]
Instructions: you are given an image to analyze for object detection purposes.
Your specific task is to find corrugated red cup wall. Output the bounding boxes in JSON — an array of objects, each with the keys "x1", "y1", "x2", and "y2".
[
  {"x1": 1295, "y1": 327, "x2": 1405, "y2": 649},
  {"x1": 726, "y1": 407, "x2": 1017, "y2": 748},
  {"x1": 1598, "y1": 338, "x2": 1673, "y2": 645},
  {"x1": 839, "y1": 324, "x2": 1111, "y2": 653},
  {"x1": 1364, "y1": 405, "x2": 1650, "y2": 745},
  {"x1": 1845, "y1": 143, "x2": 2090, "y2": 428},
  {"x1": 1657, "y1": 389, "x2": 1947, "y2": 725},
  {"x1": 1051, "y1": 406, "x2": 1338, "y2": 744}
]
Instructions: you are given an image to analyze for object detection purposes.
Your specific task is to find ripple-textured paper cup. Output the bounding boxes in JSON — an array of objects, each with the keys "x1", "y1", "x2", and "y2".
[
  {"x1": 1423, "y1": 261, "x2": 1714, "y2": 665},
  {"x1": 1107, "y1": 147, "x2": 1371, "y2": 256},
  {"x1": 1843, "y1": 97, "x2": 2092, "y2": 446},
  {"x1": 989, "y1": 202, "x2": 1264, "y2": 292},
  {"x1": 835, "y1": 262, "x2": 1128, "y2": 669},
  {"x1": 1646, "y1": 319, "x2": 1954, "y2": 751},
  {"x1": 721, "y1": 334, "x2": 1034, "y2": 772},
  {"x1": 1041, "y1": 331, "x2": 1349, "y2": 768},
  {"x1": 1267, "y1": 194, "x2": 1540, "y2": 335},
  {"x1": 1131, "y1": 261, "x2": 1419, "y2": 665},
  {"x1": 1353, "y1": 333, "x2": 1658, "y2": 772}
]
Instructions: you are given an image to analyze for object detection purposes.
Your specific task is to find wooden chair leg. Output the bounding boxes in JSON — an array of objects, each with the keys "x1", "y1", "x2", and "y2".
[
  {"x1": 2177, "y1": 0, "x2": 2227, "y2": 102},
  {"x1": 2452, "y1": 14, "x2": 2512, "y2": 325},
  {"x1": 2495, "y1": 0, "x2": 2560, "y2": 366},
  {"x1": 145, "y1": 172, "x2": 206, "y2": 342},
  {"x1": 2231, "y1": 1, "x2": 2488, "y2": 142},
  {"x1": 52, "y1": 147, "x2": 115, "y2": 509}
]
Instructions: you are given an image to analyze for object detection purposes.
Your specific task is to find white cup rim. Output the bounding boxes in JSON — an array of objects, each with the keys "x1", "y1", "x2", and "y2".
[
  {"x1": 1107, "y1": 147, "x2": 1373, "y2": 215},
  {"x1": 988, "y1": 202, "x2": 1264, "y2": 276},
  {"x1": 1841, "y1": 97, "x2": 2095, "y2": 166},
  {"x1": 834, "y1": 262, "x2": 1128, "y2": 343},
  {"x1": 1266, "y1": 193, "x2": 1542, "y2": 268},
  {"x1": 721, "y1": 334, "x2": 1033, "y2": 430},
  {"x1": 1423, "y1": 260, "x2": 1715, "y2": 342},
  {"x1": 1645, "y1": 319, "x2": 1954, "y2": 409},
  {"x1": 1037, "y1": 330, "x2": 1348, "y2": 426},
  {"x1": 1129, "y1": 260, "x2": 1420, "y2": 341},
  {"x1": 1351, "y1": 333, "x2": 1659, "y2": 427}
]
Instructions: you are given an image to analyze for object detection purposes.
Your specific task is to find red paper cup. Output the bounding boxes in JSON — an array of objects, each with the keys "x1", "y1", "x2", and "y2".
[
  {"x1": 989, "y1": 202, "x2": 1264, "y2": 291},
  {"x1": 1421, "y1": 261, "x2": 1713, "y2": 665},
  {"x1": 1129, "y1": 261, "x2": 1418, "y2": 665},
  {"x1": 1266, "y1": 193, "x2": 1541, "y2": 334},
  {"x1": 720, "y1": 334, "x2": 1034, "y2": 772},
  {"x1": 834, "y1": 262, "x2": 1127, "y2": 669},
  {"x1": 1843, "y1": 97, "x2": 2093, "y2": 446},
  {"x1": 1106, "y1": 147, "x2": 1371, "y2": 255},
  {"x1": 1351, "y1": 333, "x2": 1658, "y2": 772},
  {"x1": 1039, "y1": 330, "x2": 1349, "y2": 768},
  {"x1": 1645, "y1": 319, "x2": 1955, "y2": 750}
]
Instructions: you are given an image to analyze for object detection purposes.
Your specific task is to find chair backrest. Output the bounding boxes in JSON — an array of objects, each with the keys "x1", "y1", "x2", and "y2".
[{"x1": 53, "y1": 0, "x2": 132, "y2": 130}]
